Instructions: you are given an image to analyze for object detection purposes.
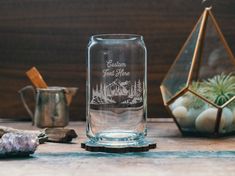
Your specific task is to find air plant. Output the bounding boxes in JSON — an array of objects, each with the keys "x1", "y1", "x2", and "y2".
[
  {"x1": 202, "y1": 73, "x2": 235, "y2": 106},
  {"x1": 181, "y1": 73, "x2": 235, "y2": 109},
  {"x1": 184, "y1": 81, "x2": 206, "y2": 109}
]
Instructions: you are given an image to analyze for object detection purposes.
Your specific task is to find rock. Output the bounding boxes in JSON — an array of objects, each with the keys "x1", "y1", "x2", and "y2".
[
  {"x1": 196, "y1": 108, "x2": 220, "y2": 133},
  {"x1": 171, "y1": 97, "x2": 184, "y2": 110},
  {"x1": 181, "y1": 96, "x2": 191, "y2": 108},
  {"x1": 195, "y1": 108, "x2": 233, "y2": 133},
  {"x1": 190, "y1": 103, "x2": 208, "y2": 116},
  {"x1": 0, "y1": 126, "x2": 47, "y2": 144},
  {"x1": 232, "y1": 108, "x2": 235, "y2": 127},
  {"x1": 172, "y1": 106, "x2": 194, "y2": 128},
  {"x1": 0, "y1": 126, "x2": 77, "y2": 144},
  {"x1": 223, "y1": 108, "x2": 233, "y2": 129},
  {"x1": 171, "y1": 97, "x2": 190, "y2": 110},
  {"x1": 0, "y1": 133, "x2": 38, "y2": 156},
  {"x1": 187, "y1": 107, "x2": 205, "y2": 126},
  {"x1": 44, "y1": 128, "x2": 77, "y2": 143},
  {"x1": 188, "y1": 107, "x2": 202, "y2": 119},
  {"x1": 172, "y1": 106, "x2": 187, "y2": 118}
]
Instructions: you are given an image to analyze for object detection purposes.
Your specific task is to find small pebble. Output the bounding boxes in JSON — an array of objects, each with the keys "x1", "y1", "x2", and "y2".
[
  {"x1": 195, "y1": 108, "x2": 233, "y2": 133},
  {"x1": 172, "y1": 106, "x2": 194, "y2": 128},
  {"x1": 171, "y1": 97, "x2": 184, "y2": 110}
]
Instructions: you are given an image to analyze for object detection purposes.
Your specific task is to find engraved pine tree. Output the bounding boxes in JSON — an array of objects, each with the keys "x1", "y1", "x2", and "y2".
[{"x1": 91, "y1": 79, "x2": 143, "y2": 105}]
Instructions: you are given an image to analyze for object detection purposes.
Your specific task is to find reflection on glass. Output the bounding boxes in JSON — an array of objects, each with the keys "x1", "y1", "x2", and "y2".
[
  {"x1": 87, "y1": 34, "x2": 147, "y2": 146},
  {"x1": 161, "y1": 15, "x2": 202, "y2": 102},
  {"x1": 161, "y1": 8, "x2": 235, "y2": 136}
]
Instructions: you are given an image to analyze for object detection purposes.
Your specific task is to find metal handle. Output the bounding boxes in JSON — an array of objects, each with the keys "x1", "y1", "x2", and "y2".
[{"x1": 18, "y1": 85, "x2": 36, "y2": 125}]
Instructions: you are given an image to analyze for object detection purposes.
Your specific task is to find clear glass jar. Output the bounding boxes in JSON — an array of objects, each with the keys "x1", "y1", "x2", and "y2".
[{"x1": 86, "y1": 34, "x2": 147, "y2": 146}]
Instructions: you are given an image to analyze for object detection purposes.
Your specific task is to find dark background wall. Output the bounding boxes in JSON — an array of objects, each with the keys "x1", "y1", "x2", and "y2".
[{"x1": 0, "y1": 0, "x2": 234, "y2": 121}]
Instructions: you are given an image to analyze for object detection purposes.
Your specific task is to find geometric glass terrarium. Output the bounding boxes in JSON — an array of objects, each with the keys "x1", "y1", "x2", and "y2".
[{"x1": 160, "y1": 8, "x2": 235, "y2": 137}]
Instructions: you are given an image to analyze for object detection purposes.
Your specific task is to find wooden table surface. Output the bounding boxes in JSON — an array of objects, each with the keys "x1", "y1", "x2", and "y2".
[{"x1": 1, "y1": 119, "x2": 235, "y2": 176}]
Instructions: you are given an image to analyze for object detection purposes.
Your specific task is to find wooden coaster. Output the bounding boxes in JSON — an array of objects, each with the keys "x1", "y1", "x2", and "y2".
[{"x1": 81, "y1": 140, "x2": 156, "y2": 153}]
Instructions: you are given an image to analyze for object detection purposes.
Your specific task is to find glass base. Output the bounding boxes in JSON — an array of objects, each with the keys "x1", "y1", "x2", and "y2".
[{"x1": 87, "y1": 130, "x2": 149, "y2": 147}]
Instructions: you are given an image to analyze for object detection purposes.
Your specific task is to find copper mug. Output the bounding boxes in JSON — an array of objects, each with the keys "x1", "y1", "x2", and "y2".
[{"x1": 19, "y1": 85, "x2": 77, "y2": 128}]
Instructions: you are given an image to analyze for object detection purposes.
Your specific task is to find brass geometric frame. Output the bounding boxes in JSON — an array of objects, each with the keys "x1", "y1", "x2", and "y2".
[{"x1": 160, "y1": 8, "x2": 235, "y2": 136}]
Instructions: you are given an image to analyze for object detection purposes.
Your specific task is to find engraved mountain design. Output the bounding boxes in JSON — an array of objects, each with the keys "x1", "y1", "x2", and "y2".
[{"x1": 91, "y1": 78, "x2": 143, "y2": 105}]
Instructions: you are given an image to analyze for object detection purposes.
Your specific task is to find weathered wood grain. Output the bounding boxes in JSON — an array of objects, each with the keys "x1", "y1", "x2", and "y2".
[
  {"x1": 0, "y1": 0, "x2": 234, "y2": 120},
  {"x1": 0, "y1": 121, "x2": 235, "y2": 176}
]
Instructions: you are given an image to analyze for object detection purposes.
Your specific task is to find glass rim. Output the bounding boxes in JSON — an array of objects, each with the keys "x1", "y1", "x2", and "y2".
[
  {"x1": 90, "y1": 34, "x2": 143, "y2": 41},
  {"x1": 37, "y1": 86, "x2": 66, "y2": 92}
]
